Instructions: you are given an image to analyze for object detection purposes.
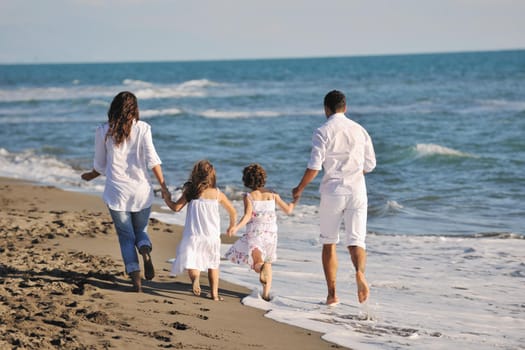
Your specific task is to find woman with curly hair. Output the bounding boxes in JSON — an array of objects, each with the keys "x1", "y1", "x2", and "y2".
[
  {"x1": 81, "y1": 91, "x2": 169, "y2": 292},
  {"x1": 163, "y1": 160, "x2": 237, "y2": 301},
  {"x1": 225, "y1": 163, "x2": 296, "y2": 301}
]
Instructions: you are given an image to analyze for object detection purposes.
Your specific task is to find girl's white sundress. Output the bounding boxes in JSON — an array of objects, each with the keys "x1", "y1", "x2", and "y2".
[
  {"x1": 225, "y1": 192, "x2": 278, "y2": 267},
  {"x1": 171, "y1": 189, "x2": 221, "y2": 275}
]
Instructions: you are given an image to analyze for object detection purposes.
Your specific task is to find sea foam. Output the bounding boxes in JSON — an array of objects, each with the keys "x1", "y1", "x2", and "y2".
[{"x1": 415, "y1": 143, "x2": 474, "y2": 158}]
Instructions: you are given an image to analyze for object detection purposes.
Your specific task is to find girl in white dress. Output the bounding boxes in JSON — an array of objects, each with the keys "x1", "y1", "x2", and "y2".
[
  {"x1": 225, "y1": 163, "x2": 295, "y2": 301},
  {"x1": 163, "y1": 160, "x2": 236, "y2": 300}
]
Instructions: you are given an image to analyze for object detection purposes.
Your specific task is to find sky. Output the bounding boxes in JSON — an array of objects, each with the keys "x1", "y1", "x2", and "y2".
[{"x1": 0, "y1": 0, "x2": 524, "y2": 64}]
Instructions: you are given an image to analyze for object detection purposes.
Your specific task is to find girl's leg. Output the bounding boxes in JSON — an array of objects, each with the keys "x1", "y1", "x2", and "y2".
[
  {"x1": 187, "y1": 269, "x2": 201, "y2": 296},
  {"x1": 207, "y1": 268, "x2": 223, "y2": 301},
  {"x1": 252, "y1": 248, "x2": 264, "y2": 273},
  {"x1": 261, "y1": 263, "x2": 272, "y2": 301},
  {"x1": 108, "y1": 209, "x2": 141, "y2": 289},
  {"x1": 251, "y1": 248, "x2": 272, "y2": 301}
]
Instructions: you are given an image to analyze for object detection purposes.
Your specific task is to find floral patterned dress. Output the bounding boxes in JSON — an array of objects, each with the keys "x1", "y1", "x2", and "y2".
[{"x1": 225, "y1": 193, "x2": 278, "y2": 267}]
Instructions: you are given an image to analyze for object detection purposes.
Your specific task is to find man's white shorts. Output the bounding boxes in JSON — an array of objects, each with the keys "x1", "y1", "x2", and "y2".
[{"x1": 319, "y1": 193, "x2": 367, "y2": 249}]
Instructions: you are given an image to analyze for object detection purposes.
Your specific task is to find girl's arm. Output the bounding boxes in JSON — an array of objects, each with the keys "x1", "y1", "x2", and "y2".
[
  {"x1": 275, "y1": 193, "x2": 296, "y2": 215},
  {"x1": 218, "y1": 191, "x2": 237, "y2": 237},
  {"x1": 233, "y1": 194, "x2": 254, "y2": 233},
  {"x1": 164, "y1": 193, "x2": 188, "y2": 212}
]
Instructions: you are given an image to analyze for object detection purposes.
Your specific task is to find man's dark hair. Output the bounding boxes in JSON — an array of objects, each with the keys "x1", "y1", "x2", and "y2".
[{"x1": 324, "y1": 90, "x2": 346, "y2": 114}]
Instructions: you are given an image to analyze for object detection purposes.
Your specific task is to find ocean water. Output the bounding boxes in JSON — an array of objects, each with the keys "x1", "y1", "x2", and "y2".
[{"x1": 1, "y1": 50, "x2": 524, "y2": 349}]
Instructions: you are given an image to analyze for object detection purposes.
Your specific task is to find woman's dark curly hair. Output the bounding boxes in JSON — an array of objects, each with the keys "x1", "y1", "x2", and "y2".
[
  {"x1": 183, "y1": 160, "x2": 217, "y2": 201},
  {"x1": 106, "y1": 91, "x2": 139, "y2": 145},
  {"x1": 242, "y1": 163, "x2": 266, "y2": 190}
]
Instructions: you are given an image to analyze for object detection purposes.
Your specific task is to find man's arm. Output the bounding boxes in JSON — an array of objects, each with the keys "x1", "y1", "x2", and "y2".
[{"x1": 292, "y1": 168, "x2": 319, "y2": 202}]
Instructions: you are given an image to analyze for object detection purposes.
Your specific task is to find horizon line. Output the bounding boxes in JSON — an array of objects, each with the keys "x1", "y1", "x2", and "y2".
[{"x1": 1, "y1": 47, "x2": 524, "y2": 66}]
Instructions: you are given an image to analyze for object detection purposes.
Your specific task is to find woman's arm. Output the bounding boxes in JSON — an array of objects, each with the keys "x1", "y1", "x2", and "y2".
[{"x1": 151, "y1": 164, "x2": 169, "y2": 195}]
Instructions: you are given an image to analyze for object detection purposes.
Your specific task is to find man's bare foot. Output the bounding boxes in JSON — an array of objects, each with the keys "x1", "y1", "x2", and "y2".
[
  {"x1": 192, "y1": 279, "x2": 201, "y2": 296},
  {"x1": 326, "y1": 295, "x2": 340, "y2": 306},
  {"x1": 356, "y1": 271, "x2": 369, "y2": 303}
]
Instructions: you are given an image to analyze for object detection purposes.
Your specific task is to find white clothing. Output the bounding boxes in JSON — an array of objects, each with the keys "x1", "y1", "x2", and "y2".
[
  {"x1": 319, "y1": 193, "x2": 367, "y2": 249},
  {"x1": 307, "y1": 112, "x2": 375, "y2": 248},
  {"x1": 224, "y1": 193, "x2": 278, "y2": 267},
  {"x1": 307, "y1": 113, "x2": 376, "y2": 196},
  {"x1": 171, "y1": 189, "x2": 222, "y2": 275},
  {"x1": 93, "y1": 120, "x2": 162, "y2": 211}
]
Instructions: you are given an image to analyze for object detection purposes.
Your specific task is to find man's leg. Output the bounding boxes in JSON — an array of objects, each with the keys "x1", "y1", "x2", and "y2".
[
  {"x1": 348, "y1": 245, "x2": 369, "y2": 303},
  {"x1": 322, "y1": 244, "x2": 339, "y2": 305}
]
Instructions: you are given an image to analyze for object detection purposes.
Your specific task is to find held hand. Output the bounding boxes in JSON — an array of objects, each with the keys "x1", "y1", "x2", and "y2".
[
  {"x1": 161, "y1": 189, "x2": 172, "y2": 202},
  {"x1": 162, "y1": 195, "x2": 172, "y2": 207},
  {"x1": 226, "y1": 225, "x2": 237, "y2": 237},
  {"x1": 292, "y1": 187, "x2": 302, "y2": 202}
]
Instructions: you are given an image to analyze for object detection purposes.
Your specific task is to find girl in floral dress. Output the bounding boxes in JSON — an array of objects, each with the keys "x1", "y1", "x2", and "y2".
[
  {"x1": 225, "y1": 163, "x2": 295, "y2": 301},
  {"x1": 163, "y1": 160, "x2": 237, "y2": 301}
]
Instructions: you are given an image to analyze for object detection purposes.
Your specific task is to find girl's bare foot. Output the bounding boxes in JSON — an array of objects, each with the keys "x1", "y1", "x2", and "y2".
[
  {"x1": 259, "y1": 263, "x2": 269, "y2": 285},
  {"x1": 208, "y1": 293, "x2": 224, "y2": 301},
  {"x1": 192, "y1": 279, "x2": 201, "y2": 296}
]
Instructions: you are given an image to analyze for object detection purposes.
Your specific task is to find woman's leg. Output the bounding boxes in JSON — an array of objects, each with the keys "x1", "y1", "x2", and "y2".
[
  {"x1": 109, "y1": 209, "x2": 140, "y2": 274},
  {"x1": 131, "y1": 206, "x2": 152, "y2": 249},
  {"x1": 131, "y1": 207, "x2": 155, "y2": 280},
  {"x1": 108, "y1": 208, "x2": 141, "y2": 291}
]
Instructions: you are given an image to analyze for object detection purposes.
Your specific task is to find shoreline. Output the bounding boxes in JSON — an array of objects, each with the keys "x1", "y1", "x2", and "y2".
[{"x1": 0, "y1": 177, "x2": 341, "y2": 349}]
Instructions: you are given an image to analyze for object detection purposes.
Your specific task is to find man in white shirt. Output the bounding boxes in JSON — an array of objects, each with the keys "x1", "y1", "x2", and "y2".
[{"x1": 293, "y1": 90, "x2": 376, "y2": 305}]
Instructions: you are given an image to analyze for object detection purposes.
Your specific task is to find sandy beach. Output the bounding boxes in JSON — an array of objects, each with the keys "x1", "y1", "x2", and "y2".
[{"x1": 0, "y1": 177, "x2": 340, "y2": 349}]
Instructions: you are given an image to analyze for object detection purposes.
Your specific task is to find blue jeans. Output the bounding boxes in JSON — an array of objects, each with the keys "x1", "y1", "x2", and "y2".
[{"x1": 108, "y1": 207, "x2": 152, "y2": 274}]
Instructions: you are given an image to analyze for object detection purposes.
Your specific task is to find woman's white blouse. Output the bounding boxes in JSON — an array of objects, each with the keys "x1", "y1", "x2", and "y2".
[{"x1": 93, "y1": 120, "x2": 162, "y2": 211}]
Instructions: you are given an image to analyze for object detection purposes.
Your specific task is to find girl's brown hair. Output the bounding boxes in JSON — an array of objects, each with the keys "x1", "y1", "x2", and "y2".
[
  {"x1": 242, "y1": 163, "x2": 266, "y2": 190},
  {"x1": 106, "y1": 91, "x2": 139, "y2": 145},
  {"x1": 183, "y1": 160, "x2": 217, "y2": 201}
]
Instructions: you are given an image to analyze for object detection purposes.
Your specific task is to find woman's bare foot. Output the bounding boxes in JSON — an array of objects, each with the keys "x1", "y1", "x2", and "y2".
[
  {"x1": 356, "y1": 271, "x2": 369, "y2": 303},
  {"x1": 139, "y1": 246, "x2": 155, "y2": 280},
  {"x1": 130, "y1": 271, "x2": 142, "y2": 293}
]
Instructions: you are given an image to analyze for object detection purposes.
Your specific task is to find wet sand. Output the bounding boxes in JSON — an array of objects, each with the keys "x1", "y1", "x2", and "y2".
[{"x1": 0, "y1": 177, "x2": 341, "y2": 349}]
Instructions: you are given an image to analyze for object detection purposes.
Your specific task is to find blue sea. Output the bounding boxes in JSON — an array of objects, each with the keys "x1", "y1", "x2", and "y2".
[{"x1": 1, "y1": 50, "x2": 524, "y2": 349}]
